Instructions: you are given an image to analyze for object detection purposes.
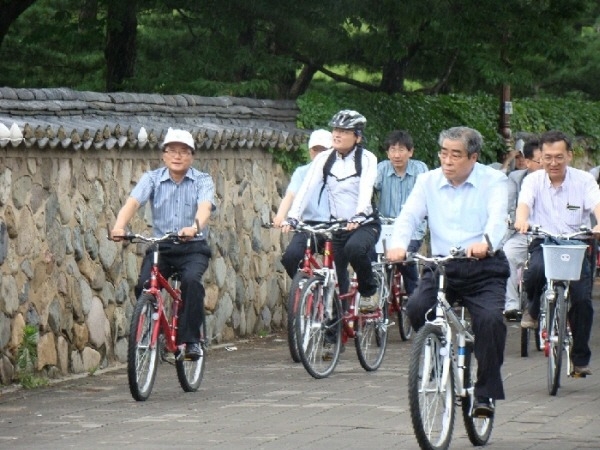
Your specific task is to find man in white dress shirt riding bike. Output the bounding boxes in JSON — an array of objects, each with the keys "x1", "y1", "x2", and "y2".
[
  {"x1": 387, "y1": 126, "x2": 510, "y2": 418},
  {"x1": 514, "y1": 130, "x2": 600, "y2": 377}
]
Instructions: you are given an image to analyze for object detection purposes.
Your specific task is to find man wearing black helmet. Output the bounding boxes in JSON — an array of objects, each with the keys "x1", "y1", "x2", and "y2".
[{"x1": 283, "y1": 110, "x2": 381, "y2": 311}]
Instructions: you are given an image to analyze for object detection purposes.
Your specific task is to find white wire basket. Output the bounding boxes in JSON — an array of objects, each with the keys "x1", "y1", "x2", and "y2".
[
  {"x1": 375, "y1": 224, "x2": 394, "y2": 254},
  {"x1": 541, "y1": 243, "x2": 588, "y2": 281}
]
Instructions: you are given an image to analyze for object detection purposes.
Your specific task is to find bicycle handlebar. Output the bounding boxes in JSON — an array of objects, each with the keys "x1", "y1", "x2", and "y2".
[
  {"x1": 523, "y1": 225, "x2": 593, "y2": 241},
  {"x1": 262, "y1": 220, "x2": 349, "y2": 234},
  {"x1": 406, "y1": 248, "x2": 475, "y2": 265},
  {"x1": 110, "y1": 231, "x2": 182, "y2": 244}
]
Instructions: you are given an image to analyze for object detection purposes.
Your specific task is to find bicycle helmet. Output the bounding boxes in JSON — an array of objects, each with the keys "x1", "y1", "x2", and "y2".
[{"x1": 328, "y1": 110, "x2": 367, "y2": 131}]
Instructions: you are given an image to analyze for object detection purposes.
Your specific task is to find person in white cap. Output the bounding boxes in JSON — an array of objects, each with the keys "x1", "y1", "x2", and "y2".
[
  {"x1": 274, "y1": 129, "x2": 332, "y2": 278},
  {"x1": 111, "y1": 128, "x2": 215, "y2": 361}
]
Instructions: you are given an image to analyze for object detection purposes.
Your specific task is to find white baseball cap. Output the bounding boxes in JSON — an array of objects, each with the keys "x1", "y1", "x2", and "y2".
[
  {"x1": 308, "y1": 129, "x2": 333, "y2": 149},
  {"x1": 163, "y1": 128, "x2": 195, "y2": 151}
]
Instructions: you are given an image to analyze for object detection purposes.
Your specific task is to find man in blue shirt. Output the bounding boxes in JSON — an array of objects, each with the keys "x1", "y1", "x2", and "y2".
[
  {"x1": 111, "y1": 128, "x2": 215, "y2": 361},
  {"x1": 387, "y1": 126, "x2": 510, "y2": 418},
  {"x1": 374, "y1": 130, "x2": 428, "y2": 295},
  {"x1": 274, "y1": 129, "x2": 332, "y2": 278}
]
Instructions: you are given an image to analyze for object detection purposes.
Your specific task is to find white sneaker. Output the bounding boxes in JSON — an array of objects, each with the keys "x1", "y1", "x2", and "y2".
[{"x1": 359, "y1": 295, "x2": 379, "y2": 312}]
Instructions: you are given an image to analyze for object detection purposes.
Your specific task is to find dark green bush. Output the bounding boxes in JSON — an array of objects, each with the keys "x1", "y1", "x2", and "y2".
[{"x1": 289, "y1": 89, "x2": 600, "y2": 172}]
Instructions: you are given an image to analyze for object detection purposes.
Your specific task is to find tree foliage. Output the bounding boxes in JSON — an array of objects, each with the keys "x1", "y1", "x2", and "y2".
[{"x1": 0, "y1": 0, "x2": 599, "y2": 99}]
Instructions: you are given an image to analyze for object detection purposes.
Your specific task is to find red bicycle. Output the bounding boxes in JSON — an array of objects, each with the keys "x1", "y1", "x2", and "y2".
[
  {"x1": 114, "y1": 232, "x2": 206, "y2": 401},
  {"x1": 294, "y1": 220, "x2": 390, "y2": 378},
  {"x1": 378, "y1": 218, "x2": 414, "y2": 340}
]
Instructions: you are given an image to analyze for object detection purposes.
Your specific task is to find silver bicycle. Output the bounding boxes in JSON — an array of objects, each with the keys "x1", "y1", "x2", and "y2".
[{"x1": 407, "y1": 249, "x2": 493, "y2": 450}]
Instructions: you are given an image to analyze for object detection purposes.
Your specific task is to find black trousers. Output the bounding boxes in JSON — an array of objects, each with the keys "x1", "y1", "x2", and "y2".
[
  {"x1": 333, "y1": 221, "x2": 381, "y2": 296},
  {"x1": 281, "y1": 224, "x2": 326, "y2": 279},
  {"x1": 135, "y1": 240, "x2": 211, "y2": 344},
  {"x1": 523, "y1": 239, "x2": 593, "y2": 366},
  {"x1": 406, "y1": 252, "x2": 510, "y2": 400}
]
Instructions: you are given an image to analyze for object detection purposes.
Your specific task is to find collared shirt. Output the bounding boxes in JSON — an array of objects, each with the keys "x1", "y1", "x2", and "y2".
[
  {"x1": 391, "y1": 162, "x2": 508, "y2": 256},
  {"x1": 289, "y1": 146, "x2": 377, "y2": 221},
  {"x1": 131, "y1": 166, "x2": 215, "y2": 238},
  {"x1": 287, "y1": 163, "x2": 330, "y2": 222},
  {"x1": 518, "y1": 166, "x2": 600, "y2": 234},
  {"x1": 374, "y1": 159, "x2": 428, "y2": 240}
]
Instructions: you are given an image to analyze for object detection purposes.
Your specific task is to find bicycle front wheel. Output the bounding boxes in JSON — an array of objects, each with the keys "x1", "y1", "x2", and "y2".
[
  {"x1": 408, "y1": 323, "x2": 455, "y2": 450},
  {"x1": 287, "y1": 272, "x2": 309, "y2": 363},
  {"x1": 176, "y1": 321, "x2": 207, "y2": 392},
  {"x1": 127, "y1": 293, "x2": 159, "y2": 401},
  {"x1": 461, "y1": 344, "x2": 494, "y2": 446},
  {"x1": 547, "y1": 285, "x2": 567, "y2": 396},
  {"x1": 295, "y1": 276, "x2": 342, "y2": 379},
  {"x1": 398, "y1": 294, "x2": 413, "y2": 341},
  {"x1": 355, "y1": 268, "x2": 389, "y2": 371}
]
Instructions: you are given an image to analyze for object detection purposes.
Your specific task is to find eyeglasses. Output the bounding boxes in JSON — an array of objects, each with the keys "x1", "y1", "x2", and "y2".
[
  {"x1": 529, "y1": 159, "x2": 542, "y2": 164},
  {"x1": 164, "y1": 148, "x2": 192, "y2": 157},
  {"x1": 438, "y1": 151, "x2": 467, "y2": 162},
  {"x1": 388, "y1": 146, "x2": 410, "y2": 155},
  {"x1": 541, "y1": 155, "x2": 566, "y2": 163}
]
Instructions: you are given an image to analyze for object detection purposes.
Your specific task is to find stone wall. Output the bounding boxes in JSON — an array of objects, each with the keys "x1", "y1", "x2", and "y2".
[{"x1": 0, "y1": 145, "x2": 292, "y2": 384}]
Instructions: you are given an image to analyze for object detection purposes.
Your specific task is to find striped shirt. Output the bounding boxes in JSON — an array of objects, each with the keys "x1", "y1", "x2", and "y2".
[
  {"x1": 374, "y1": 159, "x2": 428, "y2": 240},
  {"x1": 131, "y1": 166, "x2": 215, "y2": 238},
  {"x1": 289, "y1": 146, "x2": 377, "y2": 221},
  {"x1": 518, "y1": 166, "x2": 600, "y2": 234},
  {"x1": 391, "y1": 162, "x2": 508, "y2": 256}
]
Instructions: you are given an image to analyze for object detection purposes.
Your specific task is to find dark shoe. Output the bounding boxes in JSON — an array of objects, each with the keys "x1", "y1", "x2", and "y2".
[
  {"x1": 185, "y1": 342, "x2": 201, "y2": 361},
  {"x1": 504, "y1": 309, "x2": 520, "y2": 321},
  {"x1": 572, "y1": 365, "x2": 592, "y2": 376},
  {"x1": 473, "y1": 397, "x2": 495, "y2": 418},
  {"x1": 322, "y1": 343, "x2": 344, "y2": 361},
  {"x1": 521, "y1": 311, "x2": 538, "y2": 329}
]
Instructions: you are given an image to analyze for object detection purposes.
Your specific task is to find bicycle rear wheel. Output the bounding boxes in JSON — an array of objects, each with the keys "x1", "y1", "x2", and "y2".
[
  {"x1": 461, "y1": 343, "x2": 494, "y2": 445},
  {"x1": 295, "y1": 276, "x2": 342, "y2": 379},
  {"x1": 176, "y1": 321, "x2": 207, "y2": 392},
  {"x1": 547, "y1": 285, "x2": 567, "y2": 396},
  {"x1": 287, "y1": 272, "x2": 309, "y2": 363},
  {"x1": 127, "y1": 293, "x2": 159, "y2": 401},
  {"x1": 408, "y1": 323, "x2": 455, "y2": 450},
  {"x1": 355, "y1": 268, "x2": 388, "y2": 371}
]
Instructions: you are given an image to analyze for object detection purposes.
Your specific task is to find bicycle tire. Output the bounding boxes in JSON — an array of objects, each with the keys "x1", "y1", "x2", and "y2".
[
  {"x1": 408, "y1": 323, "x2": 455, "y2": 450},
  {"x1": 287, "y1": 272, "x2": 309, "y2": 363},
  {"x1": 355, "y1": 268, "x2": 388, "y2": 371},
  {"x1": 519, "y1": 281, "x2": 530, "y2": 357},
  {"x1": 548, "y1": 285, "x2": 567, "y2": 396},
  {"x1": 127, "y1": 293, "x2": 159, "y2": 401},
  {"x1": 461, "y1": 343, "x2": 494, "y2": 446},
  {"x1": 398, "y1": 295, "x2": 413, "y2": 341},
  {"x1": 176, "y1": 321, "x2": 207, "y2": 392},
  {"x1": 295, "y1": 276, "x2": 342, "y2": 379}
]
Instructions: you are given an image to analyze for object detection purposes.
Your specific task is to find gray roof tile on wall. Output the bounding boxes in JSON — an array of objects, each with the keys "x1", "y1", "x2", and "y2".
[{"x1": 0, "y1": 87, "x2": 307, "y2": 151}]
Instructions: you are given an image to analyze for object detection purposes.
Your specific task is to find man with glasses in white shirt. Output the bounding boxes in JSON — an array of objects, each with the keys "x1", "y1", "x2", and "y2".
[
  {"x1": 514, "y1": 130, "x2": 600, "y2": 376},
  {"x1": 387, "y1": 126, "x2": 510, "y2": 418}
]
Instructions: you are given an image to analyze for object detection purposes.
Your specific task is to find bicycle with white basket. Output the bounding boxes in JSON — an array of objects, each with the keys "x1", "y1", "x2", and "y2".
[{"x1": 525, "y1": 225, "x2": 593, "y2": 396}]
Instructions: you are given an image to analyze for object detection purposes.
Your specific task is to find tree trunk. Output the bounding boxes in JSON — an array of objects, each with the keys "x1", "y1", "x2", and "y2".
[
  {"x1": 287, "y1": 64, "x2": 318, "y2": 99},
  {"x1": 105, "y1": 0, "x2": 138, "y2": 92},
  {"x1": 0, "y1": 0, "x2": 37, "y2": 48}
]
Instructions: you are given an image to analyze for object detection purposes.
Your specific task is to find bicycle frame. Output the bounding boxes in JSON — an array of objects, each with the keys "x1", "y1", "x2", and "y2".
[
  {"x1": 144, "y1": 254, "x2": 183, "y2": 355},
  {"x1": 424, "y1": 263, "x2": 475, "y2": 401}
]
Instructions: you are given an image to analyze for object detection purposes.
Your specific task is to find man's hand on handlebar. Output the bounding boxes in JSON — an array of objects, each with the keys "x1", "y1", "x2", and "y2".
[
  {"x1": 178, "y1": 226, "x2": 197, "y2": 242},
  {"x1": 466, "y1": 242, "x2": 490, "y2": 259},
  {"x1": 513, "y1": 219, "x2": 529, "y2": 234},
  {"x1": 386, "y1": 247, "x2": 407, "y2": 263},
  {"x1": 110, "y1": 228, "x2": 127, "y2": 242}
]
